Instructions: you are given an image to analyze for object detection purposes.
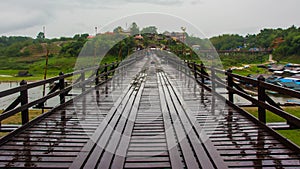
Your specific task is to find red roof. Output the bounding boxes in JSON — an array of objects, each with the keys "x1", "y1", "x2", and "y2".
[
  {"x1": 134, "y1": 35, "x2": 143, "y2": 39},
  {"x1": 87, "y1": 35, "x2": 95, "y2": 39}
]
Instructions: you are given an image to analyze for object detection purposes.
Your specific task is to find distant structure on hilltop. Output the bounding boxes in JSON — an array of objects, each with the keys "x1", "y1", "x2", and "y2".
[{"x1": 163, "y1": 31, "x2": 185, "y2": 42}]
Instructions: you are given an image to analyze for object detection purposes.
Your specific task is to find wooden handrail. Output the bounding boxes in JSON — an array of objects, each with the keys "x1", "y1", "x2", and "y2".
[
  {"x1": 0, "y1": 57, "x2": 139, "y2": 130},
  {"x1": 189, "y1": 62, "x2": 300, "y2": 128},
  {"x1": 154, "y1": 52, "x2": 300, "y2": 129}
]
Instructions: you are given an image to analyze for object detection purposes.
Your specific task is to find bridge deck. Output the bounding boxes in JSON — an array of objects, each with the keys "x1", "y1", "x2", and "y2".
[{"x1": 0, "y1": 55, "x2": 300, "y2": 168}]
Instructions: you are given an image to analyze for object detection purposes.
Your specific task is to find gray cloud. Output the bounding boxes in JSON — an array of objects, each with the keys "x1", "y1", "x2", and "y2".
[
  {"x1": 0, "y1": 0, "x2": 299, "y2": 38},
  {"x1": 125, "y1": 0, "x2": 184, "y2": 5},
  {"x1": 0, "y1": 0, "x2": 200, "y2": 34},
  {"x1": 0, "y1": 2, "x2": 53, "y2": 33}
]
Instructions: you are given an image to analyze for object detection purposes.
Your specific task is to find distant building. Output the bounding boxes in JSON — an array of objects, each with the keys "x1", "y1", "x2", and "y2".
[{"x1": 163, "y1": 32, "x2": 185, "y2": 42}]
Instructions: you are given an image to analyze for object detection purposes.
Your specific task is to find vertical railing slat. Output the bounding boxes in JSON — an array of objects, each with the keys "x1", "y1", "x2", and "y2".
[
  {"x1": 258, "y1": 75, "x2": 266, "y2": 123},
  {"x1": 20, "y1": 80, "x2": 29, "y2": 125},
  {"x1": 59, "y1": 72, "x2": 65, "y2": 104},
  {"x1": 227, "y1": 69, "x2": 234, "y2": 103}
]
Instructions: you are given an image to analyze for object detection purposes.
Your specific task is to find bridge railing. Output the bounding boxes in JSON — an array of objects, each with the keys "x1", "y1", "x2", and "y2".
[
  {"x1": 157, "y1": 53, "x2": 300, "y2": 129},
  {"x1": 187, "y1": 62, "x2": 300, "y2": 129},
  {"x1": 0, "y1": 55, "x2": 143, "y2": 132}
]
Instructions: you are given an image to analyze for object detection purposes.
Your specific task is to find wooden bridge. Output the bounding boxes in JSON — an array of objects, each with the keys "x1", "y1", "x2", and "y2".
[{"x1": 0, "y1": 51, "x2": 300, "y2": 168}]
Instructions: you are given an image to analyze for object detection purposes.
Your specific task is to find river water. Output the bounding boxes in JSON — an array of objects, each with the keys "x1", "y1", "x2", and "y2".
[{"x1": 0, "y1": 82, "x2": 81, "y2": 110}]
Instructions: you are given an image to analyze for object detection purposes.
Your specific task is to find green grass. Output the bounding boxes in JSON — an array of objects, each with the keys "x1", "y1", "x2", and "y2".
[
  {"x1": 243, "y1": 106, "x2": 300, "y2": 146},
  {"x1": 0, "y1": 110, "x2": 45, "y2": 125},
  {"x1": 0, "y1": 132, "x2": 8, "y2": 138},
  {"x1": 220, "y1": 54, "x2": 269, "y2": 68},
  {"x1": 277, "y1": 130, "x2": 300, "y2": 146},
  {"x1": 0, "y1": 109, "x2": 46, "y2": 138},
  {"x1": 275, "y1": 55, "x2": 300, "y2": 64},
  {"x1": 232, "y1": 66, "x2": 269, "y2": 76},
  {"x1": 0, "y1": 109, "x2": 47, "y2": 138},
  {"x1": 243, "y1": 106, "x2": 300, "y2": 123},
  {"x1": 0, "y1": 56, "x2": 77, "y2": 81},
  {"x1": 243, "y1": 107, "x2": 285, "y2": 123}
]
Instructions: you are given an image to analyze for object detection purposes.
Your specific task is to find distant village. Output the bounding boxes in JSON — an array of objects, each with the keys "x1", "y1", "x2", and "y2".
[
  {"x1": 88, "y1": 29, "x2": 186, "y2": 42},
  {"x1": 266, "y1": 63, "x2": 300, "y2": 91}
]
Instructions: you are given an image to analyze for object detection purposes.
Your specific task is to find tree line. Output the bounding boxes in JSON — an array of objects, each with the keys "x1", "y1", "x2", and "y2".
[
  {"x1": 0, "y1": 24, "x2": 299, "y2": 61},
  {"x1": 210, "y1": 25, "x2": 300, "y2": 59}
]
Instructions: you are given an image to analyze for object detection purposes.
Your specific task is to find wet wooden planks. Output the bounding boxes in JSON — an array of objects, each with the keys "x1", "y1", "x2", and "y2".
[
  {"x1": 69, "y1": 59, "x2": 149, "y2": 169},
  {"x1": 158, "y1": 70, "x2": 226, "y2": 169},
  {"x1": 124, "y1": 62, "x2": 172, "y2": 169}
]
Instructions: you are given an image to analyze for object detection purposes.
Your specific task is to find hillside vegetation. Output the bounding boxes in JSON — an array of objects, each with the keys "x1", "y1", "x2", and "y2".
[{"x1": 211, "y1": 25, "x2": 300, "y2": 63}]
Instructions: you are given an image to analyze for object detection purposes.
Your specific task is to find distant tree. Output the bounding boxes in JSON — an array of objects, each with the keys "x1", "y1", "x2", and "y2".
[
  {"x1": 113, "y1": 26, "x2": 123, "y2": 34},
  {"x1": 141, "y1": 26, "x2": 158, "y2": 34},
  {"x1": 130, "y1": 22, "x2": 140, "y2": 36},
  {"x1": 60, "y1": 34, "x2": 88, "y2": 57},
  {"x1": 73, "y1": 34, "x2": 89, "y2": 41},
  {"x1": 36, "y1": 32, "x2": 45, "y2": 40},
  {"x1": 73, "y1": 34, "x2": 81, "y2": 40}
]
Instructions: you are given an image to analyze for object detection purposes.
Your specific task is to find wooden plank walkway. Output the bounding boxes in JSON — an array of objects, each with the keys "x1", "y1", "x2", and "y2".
[{"x1": 0, "y1": 54, "x2": 300, "y2": 168}]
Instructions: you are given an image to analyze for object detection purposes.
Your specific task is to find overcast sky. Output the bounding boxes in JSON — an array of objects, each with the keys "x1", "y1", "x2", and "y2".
[{"x1": 1, "y1": 0, "x2": 299, "y2": 38}]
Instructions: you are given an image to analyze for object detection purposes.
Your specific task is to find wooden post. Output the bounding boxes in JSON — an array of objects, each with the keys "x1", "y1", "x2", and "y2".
[
  {"x1": 59, "y1": 72, "x2": 65, "y2": 104},
  {"x1": 111, "y1": 62, "x2": 115, "y2": 75},
  {"x1": 20, "y1": 80, "x2": 29, "y2": 125},
  {"x1": 95, "y1": 67, "x2": 99, "y2": 86},
  {"x1": 200, "y1": 63, "x2": 205, "y2": 84},
  {"x1": 227, "y1": 69, "x2": 234, "y2": 103},
  {"x1": 211, "y1": 66, "x2": 216, "y2": 115},
  {"x1": 104, "y1": 63, "x2": 108, "y2": 81},
  {"x1": 42, "y1": 49, "x2": 49, "y2": 98},
  {"x1": 81, "y1": 69, "x2": 85, "y2": 92},
  {"x1": 193, "y1": 62, "x2": 197, "y2": 79},
  {"x1": 211, "y1": 67, "x2": 216, "y2": 93},
  {"x1": 184, "y1": 60, "x2": 187, "y2": 75},
  {"x1": 258, "y1": 75, "x2": 266, "y2": 123}
]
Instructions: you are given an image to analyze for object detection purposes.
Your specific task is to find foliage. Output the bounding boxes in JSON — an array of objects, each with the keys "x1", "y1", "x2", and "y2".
[
  {"x1": 141, "y1": 26, "x2": 158, "y2": 34},
  {"x1": 36, "y1": 32, "x2": 45, "y2": 40},
  {"x1": 210, "y1": 34, "x2": 244, "y2": 50},
  {"x1": 130, "y1": 22, "x2": 140, "y2": 36},
  {"x1": 209, "y1": 26, "x2": 300, "y2": 63},
  {"x1": 272, "y1": 26, "x2": 300, "y2": 59},
  {"x1": 220, "y1": 54, "x2": 269, "y2": 68},
  {"x1": 113, "y1": 26, "x2": 124, "y2": 33},
  {"x1": 59, "y1": 34, "x2": 88, "y2": 57},
  {"x1": 0, "y1": 36, "x2": 34, "y2": 57}
]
